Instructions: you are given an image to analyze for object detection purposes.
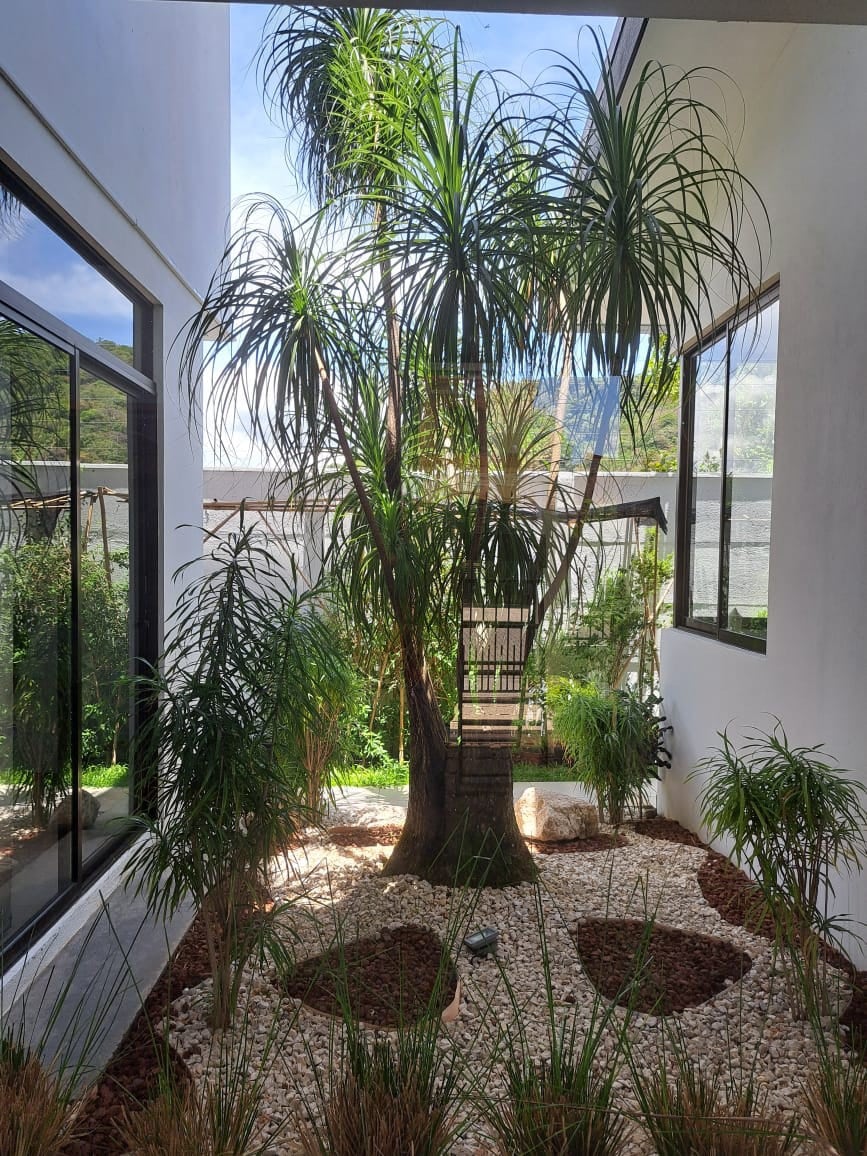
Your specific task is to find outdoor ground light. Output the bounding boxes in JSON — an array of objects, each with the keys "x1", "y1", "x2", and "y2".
[{"x1": 464, "y1": 927, "x2": 499, "y2": 957}]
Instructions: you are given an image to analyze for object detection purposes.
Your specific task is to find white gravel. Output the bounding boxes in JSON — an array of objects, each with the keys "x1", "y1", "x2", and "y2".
[{"x1": 167, "y1": 828, "x2": 850, "y2": 1154}]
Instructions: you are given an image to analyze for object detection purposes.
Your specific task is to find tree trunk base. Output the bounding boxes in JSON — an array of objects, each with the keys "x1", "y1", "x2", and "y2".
[{"x1": 383, "y1": 743, "x2": 535, "y2": 887}]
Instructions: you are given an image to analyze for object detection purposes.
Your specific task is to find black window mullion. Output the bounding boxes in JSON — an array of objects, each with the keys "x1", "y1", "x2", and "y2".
[
  {"x1": 674, "y1": 349, "x2": 693, "y2": 628},
  {"x1": 69, "y1": 349, "x2": 82, "y2": 884},
  {"x1": 716, "y1": 326, "x2": 733, "y2": 632}
]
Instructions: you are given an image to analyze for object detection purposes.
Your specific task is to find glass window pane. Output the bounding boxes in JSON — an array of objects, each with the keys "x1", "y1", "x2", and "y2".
[
  {"x1": 723, "y1": 301, "x2": 778, "y2": 640},
  {"x1": 0, "y1": 314, "x2": 74, "y2": 942},
  {"x1": 79, "y1": 368, "x2": 132, "y2": 864},
  {"x1": 687, "y1": 334, "x2": 727, "y2": 625},
  {"x1": 0, "y1": 181, "x2": 134, "y2": 349}
]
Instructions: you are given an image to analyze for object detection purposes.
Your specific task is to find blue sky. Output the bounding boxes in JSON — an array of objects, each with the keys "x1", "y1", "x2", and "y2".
[
  {"x1": 231, "y1": 5, "x2": 617, "y2": 208},
  {"x1": 0, "y1": 8, "x2": 615, "y2": 357}
]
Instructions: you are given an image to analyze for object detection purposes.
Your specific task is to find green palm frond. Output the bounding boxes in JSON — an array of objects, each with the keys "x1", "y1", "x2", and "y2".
[
  {"x1": 539, "y1": 30, "x2": 768, "y2": 426},
  {"x1": 180, "y1": 197, "x2": 377, "y2": 472}
]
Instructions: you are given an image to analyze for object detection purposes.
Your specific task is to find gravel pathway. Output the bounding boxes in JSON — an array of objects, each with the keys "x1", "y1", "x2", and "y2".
[{"x1": 167, "y1": 829, "x2": 848, "y2": 1154}]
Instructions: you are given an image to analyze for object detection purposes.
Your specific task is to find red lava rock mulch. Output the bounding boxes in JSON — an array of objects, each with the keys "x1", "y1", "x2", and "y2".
[
  {"x1": 60, "y1": 913, "x2": 210, "y2": 1156},
  {"x1": 631, "y1": 817, "x2": 708, "y2": 848},
  {"x1": 572, "y1": 917, "x2": 752, "y2": 1014},
  {"x1": 326, "y1": 823, "x2": 403, "y2": 847},
  {"x1": 527, "y1": 832, "x2": 628, "y2": 855},
  {"x1": 697, "y1": 850, "x2": 775, "y2": 938},
  {"x1": 285, "y1": 924, "x2": 458, "y2": 1027}
]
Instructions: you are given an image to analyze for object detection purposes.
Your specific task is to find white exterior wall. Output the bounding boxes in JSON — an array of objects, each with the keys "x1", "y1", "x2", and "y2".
[
  {"x1": 0, "y1": 0, "x2": 230, "y2": 616},
  {"x1": 635, "y1": 22, "x2": 867, "y2": 962}
]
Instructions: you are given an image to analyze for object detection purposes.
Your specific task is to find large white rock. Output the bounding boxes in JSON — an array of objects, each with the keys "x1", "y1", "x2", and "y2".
[{"x1": 515, "y1": 787, "x2": 599, "y2": 842}]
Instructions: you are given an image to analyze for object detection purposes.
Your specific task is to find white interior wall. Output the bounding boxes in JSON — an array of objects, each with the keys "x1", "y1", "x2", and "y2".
[{"x1": 637, "y1": 21, "x2": 867, "y2": 962}]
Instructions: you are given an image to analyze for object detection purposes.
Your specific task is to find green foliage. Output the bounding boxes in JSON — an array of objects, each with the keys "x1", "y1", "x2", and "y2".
[
  {"x1": 561, "y1": 531, "x2": 673, "y2": 695},
  {"x1": 695, "y1": 722, "x2": 867, "y2": 957},
  {"x1": 273, "y1": 615, "x2": 356, "y2": 816},
  {"x1": 489, "y1": 1013, "x2": 626, "y2": 1156},
  {"x1": 630, "y1": 1031, "x2": 800, "y2": 1155},
  {"x1": 299, "y1": 1026, "x2": 461, "y2": 1156},
  {"x1": 549, "y1": 682, "x2": 666, "y2": 825},
  {"x1": 185, "y1": 8, "x2": 767, "y2": 875},
  {"x1": 804, "y1": 1030, "x2": 867, "y2": 1156},
  {"x1": 4, "y1": 538, "x2": 128, "y2": 824},
  {"x1": 125, "y1": 526, "x2": 343, "y2": 1028}
]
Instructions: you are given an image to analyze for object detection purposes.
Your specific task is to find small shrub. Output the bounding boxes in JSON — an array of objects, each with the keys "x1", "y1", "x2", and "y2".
[
  {"x1": 298, "y1": 1027, "x2": 460, "y2": 1156},
  {"x1": 803, "y1": 1032, "x2": 867, "y2": 1156},
  {"x1": 631, "y1": 1040, "x2": 800, "y2": 1155},
  {"x1": 125, "y1": 528, "x2": 342, "y2": 1028},
  {"x1": 550, "y1": 681, "x2": 667, "y2": 825},
  {"x1": 0, "y1": 1046, "x2": 80, "y2": 1154},
  {"x1": 695, "y1": 721, "x2": 867, "y2": 1011}
]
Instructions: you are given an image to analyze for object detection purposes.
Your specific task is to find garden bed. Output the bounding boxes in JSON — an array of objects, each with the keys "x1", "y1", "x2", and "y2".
[
  {"x1": 49, "y1": 823, "x2": 867, "y2": 1153},
  {"x1": 571, "y1": 917, "x2": 753, "y2": 1013},
  {"x1": 284, "y1": 924, "x2": 458, "y2": 1027}
]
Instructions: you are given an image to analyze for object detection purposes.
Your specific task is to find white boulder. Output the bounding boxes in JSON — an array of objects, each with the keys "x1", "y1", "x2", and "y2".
[{"x1": 515, "y1": 787, "x2": 599, "y2": 842}]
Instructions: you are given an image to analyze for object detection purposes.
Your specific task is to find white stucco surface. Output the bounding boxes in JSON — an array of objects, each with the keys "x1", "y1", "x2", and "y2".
[{"x1": 634, "y1": 21, "x2": 867, "y2": 962}]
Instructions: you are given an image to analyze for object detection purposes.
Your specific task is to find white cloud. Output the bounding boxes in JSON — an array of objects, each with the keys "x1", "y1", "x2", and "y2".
[{"x1": 0, "y1": 260, "x2": 132, "y2": 323}]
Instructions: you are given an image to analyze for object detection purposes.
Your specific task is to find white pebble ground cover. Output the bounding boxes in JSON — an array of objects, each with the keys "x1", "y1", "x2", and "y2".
[{"x1": 167, "y1": 827, "x2": 851, "y2": 1154}]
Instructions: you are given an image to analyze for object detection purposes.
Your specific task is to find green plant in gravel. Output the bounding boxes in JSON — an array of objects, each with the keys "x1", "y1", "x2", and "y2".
[
  {"x1": 803, "y1": 1032, "x2": 867, "y2": 1156},
  {"x1": 293, "y1": 876, "x2": 477, "y2": 1156},
  {"x1": 483, "y1": 885, "x2": 629, "y2": 1156},
  {"x1": 118, "y1": 1042, "x2": 274, "y2": 1156},
  {"x1": 695, "y1": 721, "x2": 867, "y2": 1012},
  {"x1": 550, "y1": 681, "x2": 668, "y2": 825},
  {"x1": 125, "y1": 526, "x2": 343, "y2": 1029},
  {"x1": 298, "y1": 1024, "x2": 462, "y2": 1156},
  {"x1": 630, "y1": 1029, "x2": 801, "y2": 1155}
]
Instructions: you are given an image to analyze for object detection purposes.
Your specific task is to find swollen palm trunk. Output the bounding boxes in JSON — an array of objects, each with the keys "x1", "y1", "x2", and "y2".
[{"x1": 384, "y1": 663, "x2": 534, "y2": 886}]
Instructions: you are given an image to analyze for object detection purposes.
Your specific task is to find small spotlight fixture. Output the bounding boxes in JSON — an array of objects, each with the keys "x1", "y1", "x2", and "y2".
[{"x1": 463, "y1": 927, "x2": 499, "y2": 957}]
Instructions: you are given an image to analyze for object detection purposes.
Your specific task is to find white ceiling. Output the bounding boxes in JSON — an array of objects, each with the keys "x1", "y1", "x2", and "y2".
[{"x1": 220, "y1": 1, "x2": 867, "y2": 26}]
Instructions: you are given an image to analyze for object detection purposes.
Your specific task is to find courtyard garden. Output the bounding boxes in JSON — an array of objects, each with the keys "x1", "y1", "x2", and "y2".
[{"x1": 3, "y1": 6, "x2": 867, "y2": 1155}]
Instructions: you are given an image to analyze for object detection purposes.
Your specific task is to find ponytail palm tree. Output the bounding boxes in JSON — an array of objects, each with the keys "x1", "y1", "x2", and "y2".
[
  {"x1": 184, "y1": 15, "x2": 767, "y2": 883},
  {"x1": 525, "y1": 43, "x2": 768, "y2": 650}
]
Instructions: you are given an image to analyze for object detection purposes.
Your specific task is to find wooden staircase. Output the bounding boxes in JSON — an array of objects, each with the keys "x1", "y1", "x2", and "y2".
[{"x1": 457, "y1": 603, "x2": 535, "y2": 746}]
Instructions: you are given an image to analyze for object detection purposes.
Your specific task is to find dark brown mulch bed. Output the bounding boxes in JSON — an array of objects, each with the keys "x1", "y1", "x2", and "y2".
[
  {"x1": 631, "y1": 817, "x2": 707, "y2": 848},
  {"x1": 61, "y1": 913, "x2": 211, "y2": 1156},
  {"x1": 697, "y1": 850, "x2": 776, "y2": 938},
  {"x1": 326, "y1": 823, "x2": 403, "y2": 847},
  {"x1": 527, "y1": 833, "x2": 628, "y2": 855},
  {"x1": 572, "y1": 917, "x2": 752, "y2": 1014},
  {"x1": 285, "y1": 924, "x2": 457, "y2": 1027}
]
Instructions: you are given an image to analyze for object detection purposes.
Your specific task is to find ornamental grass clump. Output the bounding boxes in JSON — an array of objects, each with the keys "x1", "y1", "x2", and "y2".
[
  {"x1": 0, "y1": 1040, "x2": 80, "y2": 1155},
  {"x1": 125, "y1": 525, "x2": 346, "y2": 1028},
  {"x1": 630, "y1": 1034, "x2": 801, "y2": 1156},
  {"x1": 297, "y1": 1024, "x2": 462, "y2": 1156},
  {"x1": 118, "y1": 1076, "x2": 268, "y2": 1156},
  {"x1": 550, "y1": 681, "x2": 667, "y2": 825},
  {"x1": 802, "y1": 1013, "x2": 867, "y2": 1156},
  {"x1": 488, "y1": 1022, "x2": 627, "y2": 1156},
  {"x1": 695, "y1": 721, "x2": 867, "y2": 1013}
]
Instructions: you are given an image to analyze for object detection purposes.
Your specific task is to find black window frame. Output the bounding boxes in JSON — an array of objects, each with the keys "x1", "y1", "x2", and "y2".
[
  {"x1": 675, "y1": 282, "x2": 779, "y2": 654},
  {"x1": 0, "y1": 166, "x2": 160, "y2": 970}
]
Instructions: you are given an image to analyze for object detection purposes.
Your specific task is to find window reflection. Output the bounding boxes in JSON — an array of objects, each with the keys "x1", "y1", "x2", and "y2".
[
  {"x1": 0, "y1": 180, "x2": 134, "y2": 349},
  {"x1": 79, "y1": 365, "x2": 133, "y2": 863},
  {"x1": 681, "y1": 292, "x2": 778, "y2": 648},
  {"x1": 0, "y1": 315, "x2": 74, "y2": 941}
]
